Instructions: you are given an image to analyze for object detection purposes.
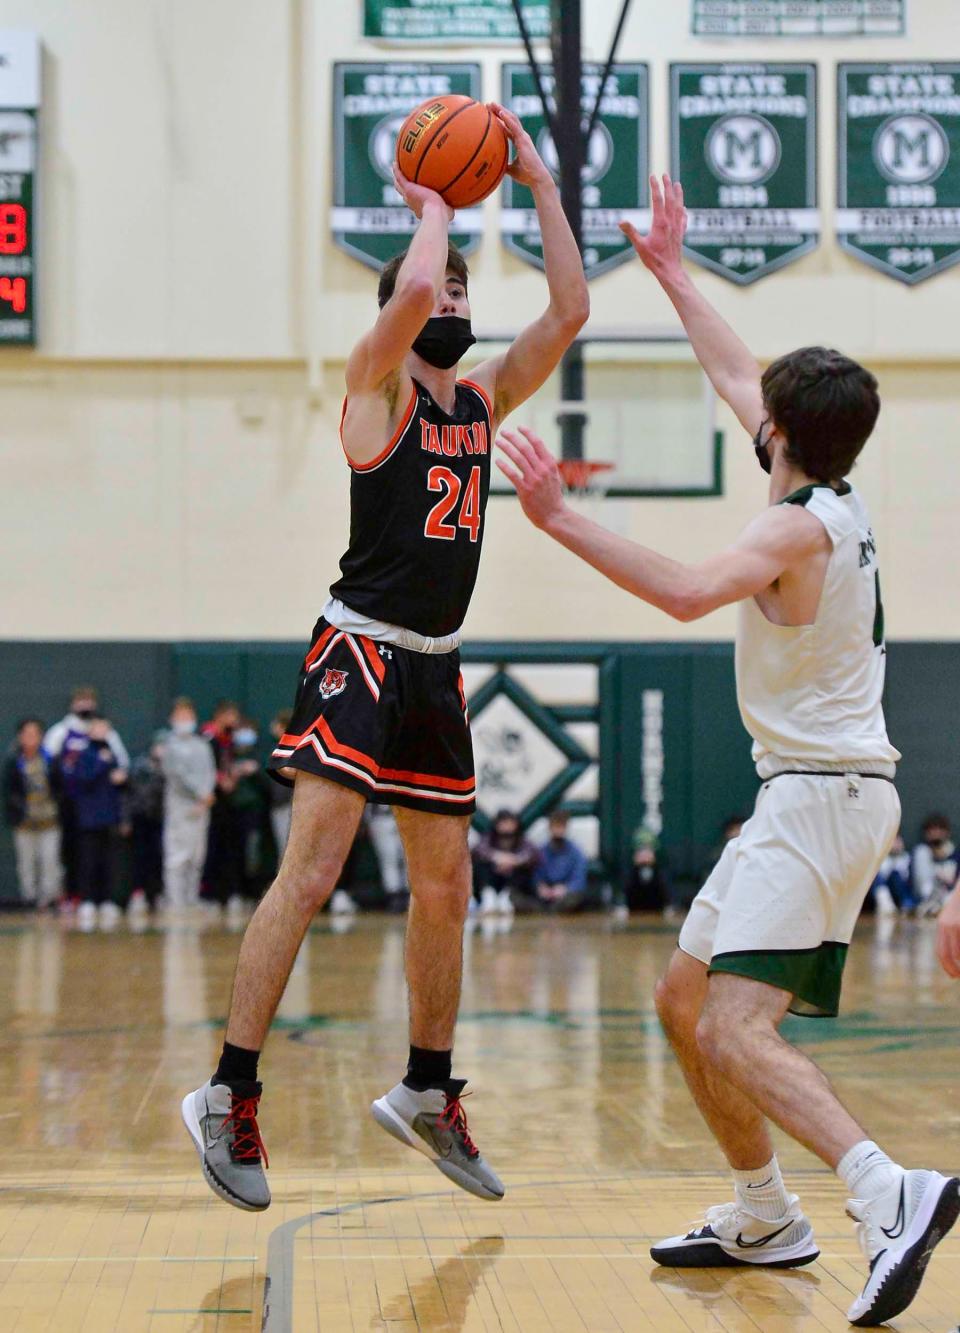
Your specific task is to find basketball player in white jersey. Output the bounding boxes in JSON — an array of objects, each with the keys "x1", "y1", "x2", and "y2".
[{"x1": 498, "y1": 175, "x2": 959, "y2": 1328}]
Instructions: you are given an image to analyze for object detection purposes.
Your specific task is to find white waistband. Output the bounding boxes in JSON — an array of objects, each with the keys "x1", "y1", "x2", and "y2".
[
  {"x1": 757, "y1": 754, "x2": 897, "y2": 780},
  {"x1": 321, "y1": 597, "x2": 462, "y2": 655}
]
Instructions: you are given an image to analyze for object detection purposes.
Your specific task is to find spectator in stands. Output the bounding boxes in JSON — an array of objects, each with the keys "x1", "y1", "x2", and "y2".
[
  {"x1": 3, "y1": 718, "x2": 61, "y2": 910},
  {"x1": 624, "y1": 825, "x2": 670, "y2": 914},
  {"x1": 202, "y1": 700, "x2": 243, "y2": 912},
  {"x1": 366, "y1": 803, "x2": 408, "y2": 912},
  {"x1": 912, "y1": 813, "x2": 958, "y2": 917},
  {"x1": 267, "y1": 708, "x2": 294, "y2": 861},
  {"x1": 228, "y1": 719, "x2": 272, "y2": 908},
  {"x1": 45, "y1": 685, "x2": 129, "y2": 900},
  {"x1": 162, "y1": 698, "x2": 216, "y2": 910},
  {"x1": 62, "y1": 714, "x2": 127, "y2": 928},
  {"x1": 870, "y1": 831, "x2": 913, "y2": 916},
  {"x1": 127, "y1": 733, "x2": 166, "y2": 916},
  {"x1": 699, "y1": 813, "x2": 746, "y2": 884},
  {"x1": 44, "y1": 685, "x2": 131, "y2": 769},
  {"x1": 473, "y1": 809, "x2": 538, "y2": 914},
  {"x1": 534, "y1": 810, "x2": 589, "y2": 912}
]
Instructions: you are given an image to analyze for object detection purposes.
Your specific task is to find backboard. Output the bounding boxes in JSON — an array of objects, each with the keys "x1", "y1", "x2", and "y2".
[{"x1": 467, "y1": 329, "x2": 723, "y2": 498}]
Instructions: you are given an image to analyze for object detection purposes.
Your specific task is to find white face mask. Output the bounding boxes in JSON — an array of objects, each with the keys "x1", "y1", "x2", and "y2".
[{"x1": 173, "y1": 719, "x2": 196, "y2": 736}]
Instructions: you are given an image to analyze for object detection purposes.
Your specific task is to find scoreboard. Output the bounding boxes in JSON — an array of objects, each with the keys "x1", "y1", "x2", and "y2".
[{"x1": 0, "y1": 33, "x2": 39, "y2": 346}]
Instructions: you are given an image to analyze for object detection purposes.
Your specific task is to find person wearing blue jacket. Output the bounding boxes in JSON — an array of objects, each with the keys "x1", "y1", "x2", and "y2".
[
  {"x1": 534, "y1": 810, "x2": 589, "y2": 912},
  {"x1": 62, "y1": 715, "x2": 127, "y2": 927}
]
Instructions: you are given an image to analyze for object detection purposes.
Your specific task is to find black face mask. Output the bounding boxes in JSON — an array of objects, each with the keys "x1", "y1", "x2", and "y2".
[
  {"x1": 75, "y1": 707, "x2": 95, "y2": 721},
  {"x1": 412, "y1": 316, "x2": 476, "y2": 370},
  {"x1": 753, "y1": 418, "x2": 773, "y2": 474}
]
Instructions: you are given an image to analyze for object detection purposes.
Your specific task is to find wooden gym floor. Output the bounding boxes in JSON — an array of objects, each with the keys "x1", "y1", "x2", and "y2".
[{"x1": 0, "y1": 910, "x2": 957, "y2": 1332}]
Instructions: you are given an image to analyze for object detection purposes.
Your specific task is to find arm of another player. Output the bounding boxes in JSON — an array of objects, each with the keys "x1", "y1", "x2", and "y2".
[
  {"x1": 497, "y1": 427, "x2": 826, "y2": 621},
  {"x1": 620, "y1": 175, "x2": 764, "y2": 438},
  {"x1": 469, "y1": 105, "x2": 589, "y2": 424},
  {"x1": 343, "y1": 171, "x2": 453, "y2": 434},
  {"x1": 936, "y1": 886, "x2": 960, "y2": 978}
]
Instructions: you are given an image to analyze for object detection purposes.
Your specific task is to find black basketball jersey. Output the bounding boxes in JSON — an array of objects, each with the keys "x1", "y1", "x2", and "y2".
[{"x1": 329, "y1": 377, "x2": 492, "y2": 638}]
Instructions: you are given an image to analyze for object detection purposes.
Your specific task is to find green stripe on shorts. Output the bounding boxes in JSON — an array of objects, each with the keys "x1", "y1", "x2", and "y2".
[{"x1": 708, "y1": 942, "x2": 849, "y2": 1018}]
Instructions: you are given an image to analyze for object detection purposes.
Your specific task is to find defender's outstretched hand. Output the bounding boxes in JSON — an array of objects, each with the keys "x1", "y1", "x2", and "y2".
[
  {"x1": 496, "y1": 428, "x2": 567, "y2": 531},
  {"x1": 489, "y1": 103, "x2": 554, "y2": 191},
  {"x1": 392, "y1": 164, "x2": 453, "y2": 221},
  {"x1": 620, "y1": 174, "x2": 687, "y2": 280}
]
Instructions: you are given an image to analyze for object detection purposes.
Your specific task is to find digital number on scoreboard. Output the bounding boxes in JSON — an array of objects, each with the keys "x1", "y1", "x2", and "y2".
[
  {"x1": 0, "y1": 109, "x2": 36, "y2": 343},
  {"x1": 0, "y1": 33, "x2": 39, "y2": 347}
]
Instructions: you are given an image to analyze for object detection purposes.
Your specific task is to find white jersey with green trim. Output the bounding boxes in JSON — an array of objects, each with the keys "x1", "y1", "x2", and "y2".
[{"x1": 736, "y1": 482, "x2": 900, "y2": 777}]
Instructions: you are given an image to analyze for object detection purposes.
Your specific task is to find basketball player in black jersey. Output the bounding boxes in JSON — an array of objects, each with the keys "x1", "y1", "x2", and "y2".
[{"x1": 181, "y1": 103, "x2": 588, "y2": 1210}]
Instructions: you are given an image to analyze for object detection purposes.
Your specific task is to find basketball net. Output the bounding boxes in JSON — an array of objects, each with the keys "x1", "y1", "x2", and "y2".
[{"x1": 556, "y1": 458, "x2": 614, "y2": 498}]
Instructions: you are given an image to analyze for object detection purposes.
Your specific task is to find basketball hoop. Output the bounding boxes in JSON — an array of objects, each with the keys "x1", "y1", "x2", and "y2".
[{"x1": 556, "y1": 458, "x2": 615, "y2": 498}]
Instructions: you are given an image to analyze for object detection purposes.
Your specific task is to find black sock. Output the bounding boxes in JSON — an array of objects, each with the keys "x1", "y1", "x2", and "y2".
[
  {"x1": 213, "y1": 1041, "x2": 260, "y2": 1088},
  {"x1": 403, "y1": 1045, "x2": 452, "y2": 1091}
]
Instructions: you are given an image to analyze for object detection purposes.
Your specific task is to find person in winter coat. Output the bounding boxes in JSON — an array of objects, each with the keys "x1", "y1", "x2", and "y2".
[
  {"x1": 61, "y1": 715, "x2": 127, "y2": 926},
  {"x1": 2, "y1": 718, "x2": 61, "y2": 909},
  {"x1": 45, "y1": 685, "x2": 129, "y2": 898},
  {"x1": 161, "y1": 699, "x2": 216, "y2": 908}
]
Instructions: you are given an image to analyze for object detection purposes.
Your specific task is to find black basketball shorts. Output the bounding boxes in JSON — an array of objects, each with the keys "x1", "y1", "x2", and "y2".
[{"x1": 268, "y1": 617, "x2": 476, "y2": 817}]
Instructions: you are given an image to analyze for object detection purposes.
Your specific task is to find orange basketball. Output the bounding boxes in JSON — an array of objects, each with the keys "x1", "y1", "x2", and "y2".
[{"x1": 396, "y1": 96, "x2": 509, "y2": 209}]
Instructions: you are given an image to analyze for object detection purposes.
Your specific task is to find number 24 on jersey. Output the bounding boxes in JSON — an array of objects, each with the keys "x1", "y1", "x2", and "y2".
[{"x1": 424, "y1": 465, "x2": 482, "y2": 543}]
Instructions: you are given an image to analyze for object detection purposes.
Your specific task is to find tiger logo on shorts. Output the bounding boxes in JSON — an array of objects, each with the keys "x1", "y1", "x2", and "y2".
[{"x1": 319, "y1": 668, "x2": 348, "y2": 699}]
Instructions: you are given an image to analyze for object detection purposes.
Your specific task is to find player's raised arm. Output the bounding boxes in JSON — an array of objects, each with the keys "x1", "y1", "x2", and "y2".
[
  {"x1": 497, "y1": 426, "x2": 826, "y2": 621},
  {"x1": 470, "y1": 105, "x2": 589, "y2": 424},
  {"x1": 620, "y1": 175, "x2": 764, "y2": 438},
  {"x1": 344, "y1": 168, "x2": 453, "y2": 402}
]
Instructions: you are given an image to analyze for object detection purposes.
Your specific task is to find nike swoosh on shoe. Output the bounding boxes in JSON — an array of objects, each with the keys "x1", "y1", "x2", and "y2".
[
  {"x1": 881, "y1": 1181, "x2": 907, "y2": 1240},
  {"x1": 735, "y1": 1220, "x2": 796, "y2": 1249}
]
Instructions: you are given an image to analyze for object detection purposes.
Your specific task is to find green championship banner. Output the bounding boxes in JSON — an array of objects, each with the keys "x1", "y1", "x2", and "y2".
[
  {"x1": 670, "y1": 63, "x2": 819, "y2": 285},
  {"x1": 837, "y1": 64, "x2": 960, "y2": 285},
  {"x1": 500, "y1": 63, "x2": 649, "y2": 279},
  {"x1": 332, "y1": 63, "x2": 483, "y2": 270},
  {"x1": 692, "y1": 1, "x2": 904, "y2": 36},
  {"x1": 364, "y1": 0, "x2": 550, "y2": 43}
]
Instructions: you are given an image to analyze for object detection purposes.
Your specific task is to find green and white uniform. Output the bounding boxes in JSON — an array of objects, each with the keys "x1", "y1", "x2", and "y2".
[{"x1": 679, "y1": 483, "x2": 901, "y2": 1016}]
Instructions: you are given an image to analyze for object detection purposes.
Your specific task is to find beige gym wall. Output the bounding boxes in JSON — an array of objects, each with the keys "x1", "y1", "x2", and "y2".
[{"x1": 0, "y1": 0, "x2": 956, "y2": 641}]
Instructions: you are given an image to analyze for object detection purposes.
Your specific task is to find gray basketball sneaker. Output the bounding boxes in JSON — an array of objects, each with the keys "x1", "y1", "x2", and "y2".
[
  {"x1": 370, "y1": 1078, "x2": 504, "y2": 1201},
  {"x1": 651, "y1": 1195, "x2": 819, "y2": 1268},
  {"x1": 181, "y1": 1078, "x2": 271, "y2": 1212}
]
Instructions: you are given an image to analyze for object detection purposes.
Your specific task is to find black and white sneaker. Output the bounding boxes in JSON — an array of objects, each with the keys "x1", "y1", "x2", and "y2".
[
  {"x1": 846, "y1": 1169, "x2": 960, "y2": 1326},
  {"x1": 651, "y1": 1195, "x2": 819, "y2": 1268}
]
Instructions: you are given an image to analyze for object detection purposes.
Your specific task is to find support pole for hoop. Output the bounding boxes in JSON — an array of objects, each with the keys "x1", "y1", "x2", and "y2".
[
  {"x1": 551, "y1": 0, "x2": 586, "y2": 462},
  {"x1": 511, "y1": 0, "x2": 635, "y2": 463}
]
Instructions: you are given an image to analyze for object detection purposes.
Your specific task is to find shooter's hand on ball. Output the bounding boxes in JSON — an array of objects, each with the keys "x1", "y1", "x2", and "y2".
[
  {"x1": 497, "y1": 427, "x2": 567, "y2": 531},
  {"x1": 391, "y1": 164, "x2": 453, "y2": 222},
  {"x1": 936, "y1": 886, "x2": 960, "y2": 978},
  {"x1": 489, "y1": 103, "x2": 554, "y2": 191},
  {"x1": 620, "y1": 173, "x2": 687, "y2": 281}
]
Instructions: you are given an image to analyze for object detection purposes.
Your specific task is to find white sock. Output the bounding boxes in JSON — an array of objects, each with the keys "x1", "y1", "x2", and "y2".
[
  {"x1": 733, "y1": 1157, "x2": 792, "y2": 1222},
  {"x1": 837, "y1": 1140, "x2": 903, "y2": 1201}
]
